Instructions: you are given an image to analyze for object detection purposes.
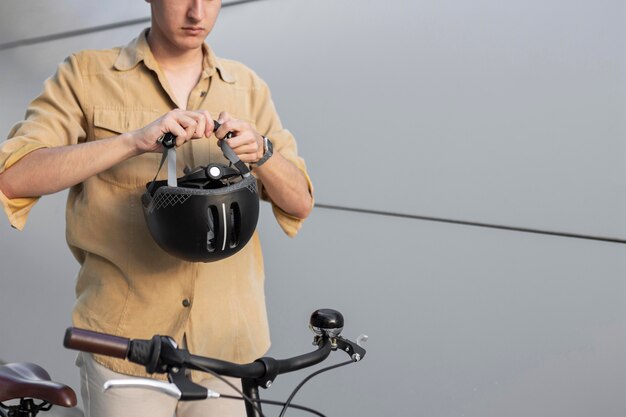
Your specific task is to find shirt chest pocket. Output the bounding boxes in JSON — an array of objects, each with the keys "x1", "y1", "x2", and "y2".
[{"x1": 92, "y1": 107, "x2": 163, "y2": 189}]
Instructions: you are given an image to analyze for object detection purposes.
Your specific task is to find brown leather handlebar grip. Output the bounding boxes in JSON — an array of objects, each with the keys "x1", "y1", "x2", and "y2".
[{"x1": 64, "y1": 327, "x2": 130, "y2": 359}]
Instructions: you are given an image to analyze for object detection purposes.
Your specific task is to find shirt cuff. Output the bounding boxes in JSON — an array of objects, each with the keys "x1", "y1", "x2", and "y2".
[
  {"x1": 0, "y1": 142, "x2": 48, "y2": 230},
  {"x1": 0, "y1": 189, "x2": 39, "y2": 231}
]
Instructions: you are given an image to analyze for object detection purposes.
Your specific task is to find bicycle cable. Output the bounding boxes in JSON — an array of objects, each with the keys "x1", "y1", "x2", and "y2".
[
  {"x1": 193, "y1": 360, "x2": 352, "y2": 417},
  {"x1": 278, "y1": 360, "x2": 354, "y2": 417},
  {"x1": 192, "y1": 363, "x2": 267, "y2": 417},
  {"x1": 220, "y1": 395, "x2": 327, "y2": 417}
]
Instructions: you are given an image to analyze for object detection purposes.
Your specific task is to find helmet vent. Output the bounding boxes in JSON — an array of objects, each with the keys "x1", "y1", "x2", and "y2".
[
  {"x1": 206, "y1": 205, "x2": 219, "y2": 252},
  {"x1": 229, "y1": 203, "x2": 241, "y2": 248}
]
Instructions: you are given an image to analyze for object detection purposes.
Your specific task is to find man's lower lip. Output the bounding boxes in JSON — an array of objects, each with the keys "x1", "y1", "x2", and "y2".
[{"x1": 183, "y1": 28, "x2": 204, "y2": 35}]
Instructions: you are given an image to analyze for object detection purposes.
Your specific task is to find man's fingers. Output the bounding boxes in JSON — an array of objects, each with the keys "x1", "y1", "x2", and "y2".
[
  {"x1": 215, "y1": 112, "x2": 236, "y2": 138},
  {"x1": 187, "y1": 110, "x2": 215, "y2": 138},
  {"x1": 236, "y1": 152, "x2": 262, "y2": 164},
  {"x1": 217, "y1": 111, "x2": 232, "y2": 124},
  {"x1": 226, "y1": 140, "x2": 259, "y2": 155},
  {"x1": 225, "y1": 130, "x2": 261, "y2": 151},
  {"x1": 162, "y1": 120, "x2": 187, "y2": 140},
  {"x1": 180, "y1": 123, "x2": 198, "y2": 146},
  {"x1": 215, "y1": 119, "x2": 247, "y2": 140},
  {"x1": 162, "y1": 113, "x2": 197, "y2": 146},
  {"x1": 196, "y1": 110, "x2": 214, "y2": 136},
  {"x1": 211, "y1": 115, "x2": 265, "y2": 163},
  {"x1": 186, "y1": 113, "x2": 206, "y2": 139}
]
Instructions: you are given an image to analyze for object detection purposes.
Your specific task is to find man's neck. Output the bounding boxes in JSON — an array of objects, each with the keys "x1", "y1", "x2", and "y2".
[{"x1": 146, "y1": 29, "x2": 204, "y2": 71}]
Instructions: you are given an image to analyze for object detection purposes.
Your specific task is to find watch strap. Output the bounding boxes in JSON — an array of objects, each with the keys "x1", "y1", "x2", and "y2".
[{"x1": 254, "y1": 136, "x2": 273, "y2": 168}]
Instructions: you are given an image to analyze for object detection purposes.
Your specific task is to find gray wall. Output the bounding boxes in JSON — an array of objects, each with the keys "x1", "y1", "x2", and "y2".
[{"x1": 1, "y1": 0, "x2": 625, "y2": 416}]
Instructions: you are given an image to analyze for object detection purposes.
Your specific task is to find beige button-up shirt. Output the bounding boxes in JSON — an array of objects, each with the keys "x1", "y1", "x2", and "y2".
[{"x1": 0, "y1": 30, "x2": 312, "y2": 377}]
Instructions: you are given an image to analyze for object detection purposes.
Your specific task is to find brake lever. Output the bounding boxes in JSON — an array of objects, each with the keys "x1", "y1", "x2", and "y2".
[
  {"x1": 168, "y1": 366, "x2": 214, "y2": 401},
  {"x1": 104, "y1": 379, "x2": 182, "y2": 399},
  {"x1": 103, "y1": 378, "x2": 220, "y2": 400}
]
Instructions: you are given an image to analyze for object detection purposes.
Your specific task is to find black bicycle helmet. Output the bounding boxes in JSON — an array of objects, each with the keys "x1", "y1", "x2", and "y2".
[{"x1": 141, "y1": 125, "x2": 259, "y2": 263}]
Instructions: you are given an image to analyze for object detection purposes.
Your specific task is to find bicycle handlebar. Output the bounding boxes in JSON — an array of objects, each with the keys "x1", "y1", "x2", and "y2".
[
  {"x1": 64, "y1": 309, "x2": 366, "y2": 417},
  {"x1": 186, "y1": 342, "x2": 333, "y2": 379},
  {"x1": 64, "y1": 326, "x2": 336, "y2": 380},
  {"x1": 63, "y1": 327, "x2": 129, "y2": 359},
  {"x1": 63, "y1": 309, "x2": 365, "y2": 384},
  {"x1": 64, "y1": 327, "x2": 334, "y2": 380}
]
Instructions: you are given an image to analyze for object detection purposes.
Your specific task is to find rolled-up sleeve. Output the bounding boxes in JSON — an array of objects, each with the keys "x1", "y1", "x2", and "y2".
[
  {"x1": 250, "y1": 77, "x2": 313, "y2": 237},
  {"x1": 0, "y1": 54, "x2": 87, "y2": 230}
]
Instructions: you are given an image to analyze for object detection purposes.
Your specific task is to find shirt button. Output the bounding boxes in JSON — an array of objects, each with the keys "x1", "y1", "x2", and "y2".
[{"x1": 182, "y1": 299, "x2": 191, "y2": 308}]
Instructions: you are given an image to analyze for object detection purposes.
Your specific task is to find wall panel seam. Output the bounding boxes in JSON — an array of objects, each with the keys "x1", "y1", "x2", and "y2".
[{"x1": 315, "y1": 203, "x2": 626, "y2": 245}]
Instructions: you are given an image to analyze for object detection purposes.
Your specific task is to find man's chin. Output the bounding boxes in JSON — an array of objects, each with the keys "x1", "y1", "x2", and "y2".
[
  {"x1": 165, "y1": 42, "x2": 204, "y2": 55},
  {"x1": 176, "y1": 36, "x2": 207, "y2": 50}
]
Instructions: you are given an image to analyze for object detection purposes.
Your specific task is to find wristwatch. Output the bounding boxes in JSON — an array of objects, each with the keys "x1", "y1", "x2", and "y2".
[{"x1": 254, "y1": 136, "x2": 273, "y2": 168}]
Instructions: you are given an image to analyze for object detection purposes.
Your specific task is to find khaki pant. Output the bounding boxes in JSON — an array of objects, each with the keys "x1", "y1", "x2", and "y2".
[{"x1": 76, "y1": 353, "x2": 245, "y2": 417}]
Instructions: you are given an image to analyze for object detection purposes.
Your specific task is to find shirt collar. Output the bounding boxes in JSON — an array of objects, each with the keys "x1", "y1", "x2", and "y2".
[{"x1": 114, "y1": 28, "x2": 235, "y2": 84}]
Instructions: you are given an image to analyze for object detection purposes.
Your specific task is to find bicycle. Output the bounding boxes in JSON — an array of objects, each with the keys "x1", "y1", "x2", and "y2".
[
  {"x1": 0, "y1": 362, "x2": 77, "y2": 417},
  {"x1": 63, "y1": 308, "x2": 367, "y2": 417}
]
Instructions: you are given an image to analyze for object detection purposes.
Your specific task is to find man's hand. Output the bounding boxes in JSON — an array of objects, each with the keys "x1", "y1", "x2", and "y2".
[
  {"x1": 128, "y1": 109, "x2": 215, "y2": 155},
  {"x1": 213, "y1": 112, "x2": 312, "y2": 219},
  {"x1": 213, "y1": 112, "x2": 264, "y2": 163},
  {"x1": 0, "y1": 110, "x2": 219, "y2": 200}
]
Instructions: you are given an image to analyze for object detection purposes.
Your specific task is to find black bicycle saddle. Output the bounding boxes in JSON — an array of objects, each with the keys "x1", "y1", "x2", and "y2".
[{"x1": 0, "y1": 362, "x2": 76, "y2": 407}]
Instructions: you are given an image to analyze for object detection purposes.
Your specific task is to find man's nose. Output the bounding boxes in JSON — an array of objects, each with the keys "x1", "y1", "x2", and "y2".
[{"x1": 187, "y1": 0, "x2": 206, "y2": 21}]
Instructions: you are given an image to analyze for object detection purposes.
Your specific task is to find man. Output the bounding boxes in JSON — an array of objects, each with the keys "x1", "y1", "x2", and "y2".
[{"x1": 0, "y1": 0, "x2": 313, "y2": 415}]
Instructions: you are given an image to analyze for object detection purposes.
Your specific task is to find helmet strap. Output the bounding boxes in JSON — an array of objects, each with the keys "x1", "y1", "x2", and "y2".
[
  {"x1": 145, "y1": 121, "x2": 251, "y2": 196},
  {"x1": 146, "y1": 149, "x2": 169, "y2": 196},
  {"x1": 166, "y1": 147, "x2": 178, "y2": 187}
]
